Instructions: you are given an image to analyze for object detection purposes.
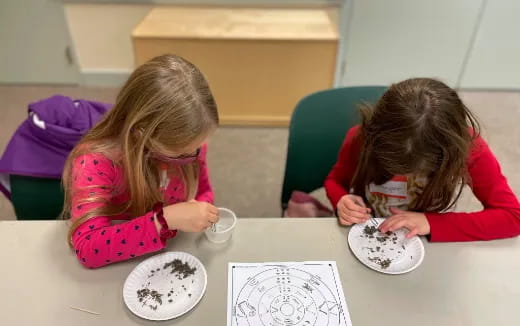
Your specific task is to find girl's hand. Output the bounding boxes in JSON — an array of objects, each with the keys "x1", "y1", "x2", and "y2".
[
  {"x1": 163, "y1": 201, "x2": 218, "y2": 232},
  {"x1": 378, "y1": 207, "x2": 430, "y2": 238},
  {"x1": 337, "y1": 194, "x2": 371, "y2": 226}
]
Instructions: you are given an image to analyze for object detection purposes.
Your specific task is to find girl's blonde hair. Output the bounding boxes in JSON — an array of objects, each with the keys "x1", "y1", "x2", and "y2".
[{"x1": 62, "y1": 54, "x2": 219, "y2": 244}]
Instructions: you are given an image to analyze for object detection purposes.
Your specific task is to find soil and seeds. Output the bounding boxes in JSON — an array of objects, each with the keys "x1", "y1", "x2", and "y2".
[
  {"x1": 137, "y1": 259, "x2": 197, "y2": 311},
  {"x1": 360, "y1": 225, "x2": 406, "y2": 269}
]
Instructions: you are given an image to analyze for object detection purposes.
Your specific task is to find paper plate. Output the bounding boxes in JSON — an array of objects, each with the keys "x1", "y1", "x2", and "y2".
[
  {"x1": 348, "y1": 218, "x2": 425, "y2": 274},
  {"x1": 123, "y1": 251, "x2": 207, "y2": 320}
]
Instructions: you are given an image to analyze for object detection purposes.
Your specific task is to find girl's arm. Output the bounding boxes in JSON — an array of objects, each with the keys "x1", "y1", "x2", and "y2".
[
  {"x1": 324, "y1": 126, "x2": 362, "y2": 208},
  {"x1": 425, "y1": 137, "x2": 520, "y2": 241},
  {"x1": 71, "y1": 154, "x2": 167, "y2": 269},
  {"x1": 194, "y1": 144, "x2": 214, "y2": 203}
]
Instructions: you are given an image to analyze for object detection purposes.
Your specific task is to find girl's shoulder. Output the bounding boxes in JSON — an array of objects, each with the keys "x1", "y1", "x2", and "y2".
[
  {"x1": 73, "y1": 152, "x2": 114, "y2": 168},
  {"x1": 347, "y1": 125, "x2": 362, "y2": 138},
  {"x1": 468, "y1": 133, "x2": 490, "y2": 160},
  {"x1": 342, "y1": 125, "x2": 363, "y2": 148},
  {"x1": 72, "y1": 150, "x2": 122, "y2": 181},
  {"x1": 200, "y1": 142, "x2": 208, "y2": 155},
  {"x1": 71, "y1": 151, "x2": 127, "y2": 195},
  {"x1": 72, "y1": 141, "x2": 122, "y2": 169}
]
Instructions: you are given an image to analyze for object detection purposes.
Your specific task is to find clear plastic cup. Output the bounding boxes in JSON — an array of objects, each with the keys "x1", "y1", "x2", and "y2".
[{"x1": 205, "y1": 208, "x2": 237, "y2": 244}]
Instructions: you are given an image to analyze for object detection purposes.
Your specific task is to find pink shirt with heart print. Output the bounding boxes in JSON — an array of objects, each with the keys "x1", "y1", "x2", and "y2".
[{"x1": 70, "y1": 144, "x2": 213, "y2": 268}]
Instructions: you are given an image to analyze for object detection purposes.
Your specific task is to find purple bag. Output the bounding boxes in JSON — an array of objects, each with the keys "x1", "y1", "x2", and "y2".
[{"x1": 0, "y1": 95, "x2": 112, "y2": 199}]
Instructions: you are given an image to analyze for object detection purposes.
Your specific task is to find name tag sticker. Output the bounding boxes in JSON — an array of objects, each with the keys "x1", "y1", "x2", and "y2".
[{"x1": 369, "y1": 176, "x2": 407, "y2": 199}]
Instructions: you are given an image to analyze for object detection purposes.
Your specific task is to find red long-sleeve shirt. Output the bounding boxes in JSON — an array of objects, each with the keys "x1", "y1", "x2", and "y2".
[{"x1": 324, "y1": 126, "x2": 520, "y2": 242}]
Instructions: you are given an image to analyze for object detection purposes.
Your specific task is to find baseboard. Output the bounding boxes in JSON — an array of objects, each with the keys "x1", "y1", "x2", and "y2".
[
  {"x1": 219, "y1": 115, "x2": 290, "y2": 127},
  {"x1": 80, "y1": 69, "x2": 131, "y2": 87}
]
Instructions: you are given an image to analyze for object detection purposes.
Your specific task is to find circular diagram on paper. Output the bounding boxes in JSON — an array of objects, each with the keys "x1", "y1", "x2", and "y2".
[{"x1": 233, "y1": 267, "x2": 343, "y2": 326}]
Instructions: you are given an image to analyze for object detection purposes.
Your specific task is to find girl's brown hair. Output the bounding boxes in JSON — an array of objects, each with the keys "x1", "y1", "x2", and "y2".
[
  {"x1": 61, "y1": 54, "x2": 219, "y2": 244},
  {"x1": 351, "y1": 78, "x2": 480, "y2": 212}
]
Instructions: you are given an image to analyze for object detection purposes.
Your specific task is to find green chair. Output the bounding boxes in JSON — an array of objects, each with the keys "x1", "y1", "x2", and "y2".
[
  {"x1": 10, "y1": 175, "x2": 64, "y2": 220},
  {"x1": 281, "y1": 86, "x2": 386, "y2": 213}
]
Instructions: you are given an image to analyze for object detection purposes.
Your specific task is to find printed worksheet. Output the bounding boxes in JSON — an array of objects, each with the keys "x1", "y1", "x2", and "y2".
[{"x1": 227, "y1": 261, "x2": 352, "y2": 326}]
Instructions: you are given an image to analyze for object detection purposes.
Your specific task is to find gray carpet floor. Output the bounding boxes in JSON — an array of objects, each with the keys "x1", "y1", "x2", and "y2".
[{"x1": 0, "y1": 86, "x2": 518, "y2": 220}]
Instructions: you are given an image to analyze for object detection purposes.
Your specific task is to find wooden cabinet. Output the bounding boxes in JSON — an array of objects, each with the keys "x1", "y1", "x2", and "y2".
[{"x1": 132, "y1": 7, "x2": 338, "y2": 126}]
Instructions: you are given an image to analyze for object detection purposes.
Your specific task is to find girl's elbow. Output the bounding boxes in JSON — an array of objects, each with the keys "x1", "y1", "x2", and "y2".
[
  {"x1": 73, "y1": 242, "x2": 106, "y2": 269},
  {"x1": 511, "y1": 207, "x2": 520, "y2": 234},
  {"x1": 75, "y1": 253, "x2": 100, "y2": 269}
]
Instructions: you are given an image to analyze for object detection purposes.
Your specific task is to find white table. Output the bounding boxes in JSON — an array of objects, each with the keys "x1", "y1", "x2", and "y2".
[{"x1": 1, "y1": 219, "x2": 519, "y2": 325}]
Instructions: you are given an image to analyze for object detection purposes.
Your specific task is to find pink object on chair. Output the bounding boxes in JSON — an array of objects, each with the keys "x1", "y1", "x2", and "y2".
[{"x1": 284, "y1": 191, "x2": 333, "y2": 218}]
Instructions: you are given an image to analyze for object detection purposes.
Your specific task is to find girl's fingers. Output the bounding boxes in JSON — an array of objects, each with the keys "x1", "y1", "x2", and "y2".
[
  {"x1": 387, "y1": 219, "x2": 413, "y2": 232},
  {"x1": 389, "y1": 207, "x2": 405, "y2": 215},
  {"x1": 345, "y1": 209, "x2": 370, "y2": 220},
  {"x1": 378, "y1": 217, "x2": 392, "y2": 231},
  {"x1": 337, "y1": 212, "x2": 351, "y2": 225},
  {"x1": 208, "y1": 214, "x2": 218, "y2": 223},
  {"x1": 350, "y1": 195, "x2": 367, "y2": 208},
  {"x1": 344, "y1": 213, "x2": 369, "y2": 224},
  {"x1": 338, "y1": 205, "x2": 369, "y2": 224},
  {"x1": 337, "y1": 200, "x2": 349, "y2": 212},
  {"x1": 201, "y1": 220, "x2": 211, "y2": 229},
  {"x1": 406, "y1": 227, "x2": 419, "y2": 238},
  {"x1": 349, "y1": 216, "x2": 369, "y2": 224},
  {"x1": 338, "y1": 211, "x2": 363, "y2": 225},
  {"x1": 209, "y1": 206, "x2": 218, "y2": 215},
  {"x1": 379, "y1": 215, "x2": 402, "y2": 232},
  {"x1": 346, "y1": 200, "x2": 370, "y2": 214},
  {"x1": 338, "y1": 210, "x2": 350, "y2": 221},
  {"x1": 350, "y1": 195, "x2": 372, "y2": 215}
]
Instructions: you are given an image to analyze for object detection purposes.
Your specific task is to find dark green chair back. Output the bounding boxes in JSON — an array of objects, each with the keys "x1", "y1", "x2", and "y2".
[
  {"x1": 281, "y1": 86, "x2": 386, "y2": 212},
  {"x1": 10, "y1": 175, "x2": 64, "y2": 220}
]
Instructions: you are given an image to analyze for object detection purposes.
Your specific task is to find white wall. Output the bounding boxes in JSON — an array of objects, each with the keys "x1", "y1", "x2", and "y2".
[
  {"x1": 460, "y1": 0, "x2": 520, "y2": 89},
  {"x1": 64, "y1": 1, "x2": 519, "y2": 89},
  {"x1": 64, "y1": 3, "x2": 339, "y2": 86},
  {"x1": 67, "y1": 0, "x2": 337, "y2": 4},
  {"x1": 338, "y1": 0, "x2": 483, "y2": 87},
  {"x1": 337, "y1": 0, "x2": 520, "y2": 89},
  {"x1": 64, "y1": 3, "x2": 152, "y2": 84},
  {"x1": 0, "y1": 0, "x2": 80, "y2": 84}
]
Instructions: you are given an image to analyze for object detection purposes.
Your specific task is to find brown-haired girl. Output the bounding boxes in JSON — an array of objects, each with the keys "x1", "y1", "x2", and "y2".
[
  {"x1": 325, "y1": 78, "x2": 520, "y2": 241},
  {"x1": 62, "y1": 54, "x2": 219, "y2": 268}
]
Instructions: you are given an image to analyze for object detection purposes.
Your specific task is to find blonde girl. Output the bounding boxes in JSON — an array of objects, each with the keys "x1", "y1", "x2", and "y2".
[{"x1": 62, "y1": 54, "x2": 219, "y2": 268}]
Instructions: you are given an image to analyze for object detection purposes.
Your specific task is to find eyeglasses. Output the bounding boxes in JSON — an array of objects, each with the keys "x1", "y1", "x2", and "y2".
[{"x1": 150, "y1": 147, "x2": 201, "y2": 165}]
